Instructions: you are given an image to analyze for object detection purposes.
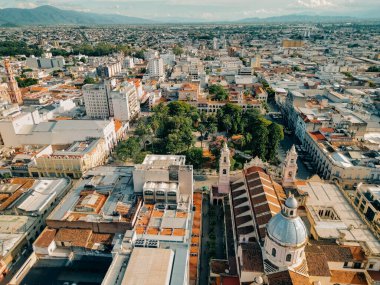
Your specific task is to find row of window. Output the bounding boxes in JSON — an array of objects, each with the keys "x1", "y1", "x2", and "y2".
[{"x1": 271, "y1": 248, "x2": 293, "y2": 262}]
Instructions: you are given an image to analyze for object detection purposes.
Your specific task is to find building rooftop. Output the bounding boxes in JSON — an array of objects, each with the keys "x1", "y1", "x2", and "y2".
[
  {"x1": 48, "y1": 166, "x2": 139, "y2": 227},
  {"x1": 121, "y1": 247, "x2": 174, "y2": 285},
  {"x1": 298, "y1": 181, "x2": 380, "y2": 255}
]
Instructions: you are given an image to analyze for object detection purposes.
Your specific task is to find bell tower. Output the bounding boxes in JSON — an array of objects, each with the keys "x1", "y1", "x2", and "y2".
[
  {"x1": 4, "y1": 59, "x2": 23, "y2": 105},
  {"x1": 282, "y1": 145, "x2": 298, "y2": 187},
  {"x1": 218, "y1": 142, "x2": 230, "y2": 193}
]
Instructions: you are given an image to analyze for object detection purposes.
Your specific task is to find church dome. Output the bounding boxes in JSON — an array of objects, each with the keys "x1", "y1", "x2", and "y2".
[{"x1": 266, "y1": 196, "x2": 307, "y2": 247}]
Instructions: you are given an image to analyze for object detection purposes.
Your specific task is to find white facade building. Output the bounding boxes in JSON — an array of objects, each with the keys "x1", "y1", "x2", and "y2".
[
  {"x1": 0, "y1": 112, "x2": 117, "y2": 151},
  {"x1": 148, "y1": 57, "x2": 165, "y2": 78},
  {"x1": 83, "y1": 82, "x2": 140, "y2": 121}
]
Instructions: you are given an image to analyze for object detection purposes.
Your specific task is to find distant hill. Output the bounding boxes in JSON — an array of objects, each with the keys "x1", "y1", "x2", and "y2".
[
  {"x1": 0, "y1": 5, "x2": 153, "y2": 26},
  {"x1": 238, "y1": 14, "x2": 359, "y2": 23}
]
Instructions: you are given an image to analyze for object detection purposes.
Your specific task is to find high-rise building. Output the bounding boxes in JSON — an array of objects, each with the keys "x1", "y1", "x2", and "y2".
[
  {"x1": 83, "y1": 83, "x2": 112, "y2": 119},
  {"x1": 148, "y1": 57, "x2": 164, "y2": 78},
  {"x1": 4, "y1": 59, "x2": 23, "y2": 105},
  {"x1": 83, "y1": 81, "x2": 140, "y2": 121},
  {"x1": 213, "y1": 37, "x2": 218, "y2": 50}
]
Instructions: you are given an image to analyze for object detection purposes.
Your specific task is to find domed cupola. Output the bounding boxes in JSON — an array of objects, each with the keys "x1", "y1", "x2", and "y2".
[{"x1": 264, "y1": 195, "x2": 308, "y2": 269}]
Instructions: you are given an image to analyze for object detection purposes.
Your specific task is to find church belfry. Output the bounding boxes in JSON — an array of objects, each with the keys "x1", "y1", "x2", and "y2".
[
  {"x1": 4, "y1": 59, "x2": 23, "y2": 105},
  {"x1": 282, "y1": 145, "x2": 298, "y2": 187},
  {"x1": 218, "y1": 142, "x2": 230, "y2": 193}
]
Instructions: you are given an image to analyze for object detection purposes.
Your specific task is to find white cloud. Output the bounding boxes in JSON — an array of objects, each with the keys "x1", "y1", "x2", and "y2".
[
  {"x1": 16, "y1": 2, "x2": 38, "y2": 8},
  {"x1": 295, "y1": 0, "x2": 334, "y2": 8}
]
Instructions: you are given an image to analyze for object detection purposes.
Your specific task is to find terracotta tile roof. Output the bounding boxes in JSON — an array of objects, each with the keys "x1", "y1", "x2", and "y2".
[
  {"x1": 305, "y1": 252, "x2": 330, "y2": 277},
  {"x1": 330, "y1": 270, "x2": 367, "y2": 285},
  {"x1": 367, "y1": 270, "x2": 380, "y2": 282},
  {"x1": 55, "y1": 228, "x2": 92, "y2": 247},
  {"x1": 288, "y1": 271, "x2": 311, "y2": 285},
  {"x1": 237, "y1": 225, "x2": 255, "y2": 235},
  {"x1": 146, "y1": 227, "x2": 159, "y2": 235},
  {"x1": 0, "y1": 189, "x2": 24, "y2": 211},
  {"x1": 310, "y1": 131, "x2": 326, "y2": 141},
  {"x1": 34, "y1": 228, "x2": 57, "y2": 248},
  {"x1": 160, "y1": 228, "x2": 172, "y2": 235},
  {"x1": 305, "y1": 243, "x2": 365, "y2": 263},
  {"x1": 267, "y1": 270, "x2": 293, "y2": 285},
  {"x1": 241, "y1": 242, "x2": 264, "y2": 272},
  {"x1": 210, "y1": 259, "x2": 229, "y2": 274},
  {"x1": 231, "y1": 189, "x2": 246, "y2": 199}
]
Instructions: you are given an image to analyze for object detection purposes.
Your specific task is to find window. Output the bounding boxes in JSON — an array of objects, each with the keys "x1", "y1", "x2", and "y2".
[
  {"x1": 272, "y1": 248, "x2": 276, "y2": 257},
  {"x1": 223, "y1": 169, "x2": 227, "y2": 175},
  {"x1": 286, "y1": 254, "x2": 291, "y2": 262},
  {"x1": 289, "y1": 210, "x2": 294, "y2": 216},
  {"x1": 368, "y1": 263, "x2": 374, "y2": 269},
  {"x1": 343, "y1": 262, "x2": 348, "y2": 268},
  {"x1": 224, "y1": 157, "x2": 227, "y2": 163}
]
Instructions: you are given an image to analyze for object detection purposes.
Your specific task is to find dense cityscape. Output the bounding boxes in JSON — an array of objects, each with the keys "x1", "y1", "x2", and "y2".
[{"x1": 0, "y1": 6, "x2": 379, "y2": 285}]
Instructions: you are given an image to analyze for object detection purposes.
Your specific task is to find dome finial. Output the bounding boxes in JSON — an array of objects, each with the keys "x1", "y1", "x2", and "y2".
[{"x1": 285, "y1": 194, "x2": 298, "y2": 209}]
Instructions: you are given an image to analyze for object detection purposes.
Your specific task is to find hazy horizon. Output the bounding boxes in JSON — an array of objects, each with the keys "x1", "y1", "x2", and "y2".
[{"x1": 1, "y1": 0, "x2": 379, "y2": 21}]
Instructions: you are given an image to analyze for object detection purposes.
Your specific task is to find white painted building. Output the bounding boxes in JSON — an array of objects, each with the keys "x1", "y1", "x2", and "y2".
[
  {"x1": 83, "y1": 81, "x2": 140, "y2": 122},
  {"x1": 148, "y1": 57, "x2": 164, "y2": 78},
  {"x1": 0, "y1": 112, "x2": 117, "y2": 151}
]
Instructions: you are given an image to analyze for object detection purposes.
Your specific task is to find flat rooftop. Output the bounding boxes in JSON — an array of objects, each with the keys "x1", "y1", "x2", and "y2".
[
  {"x1": 135, "y1": 201, "x2": 191, "y2": 242},
  {"x1": 142, "y1": 155, "x2": 186, "y2": 167},
  {"x1": 0, "y1": 215, "x2": 37, "y2": 257},
  {"x1": 21, "y1": 256, "x2": 112, "y2": 285},
  {"x1": 48, "y1": 166, "x2": 137, "y2": 224},
  {"x1": 298, "y1": 181, "x2": 380, "y2": 255},
  {"x1": 122, "y1": 247, "x2": 174, "y2": 285}
]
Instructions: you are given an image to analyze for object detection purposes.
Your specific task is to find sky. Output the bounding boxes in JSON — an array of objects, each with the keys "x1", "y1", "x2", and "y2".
[{"x1": 0, "y1": 0, "x2": 379, "y2": 20}]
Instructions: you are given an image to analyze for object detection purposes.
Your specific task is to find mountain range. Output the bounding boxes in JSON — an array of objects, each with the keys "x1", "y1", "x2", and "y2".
[
  {"x1": 0, "y1": 5, "x2": 153, "y2": 26},
  {"x1": 0, "y1": 5, "x2": 377, "y2": 26}
]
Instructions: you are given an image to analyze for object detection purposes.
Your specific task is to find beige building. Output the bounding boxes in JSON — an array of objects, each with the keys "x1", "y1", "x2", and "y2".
[
  {"x1": 353, "y1": 183, "x2": 380, "y2": 235},
  {"x1": 303, "y1": 130, "x2": 380, "y2": 188},
  {"x1": 29, "y1": 138, "x2": 107, "y2": 179},
  {"x1": 178, "y1": 83, "x2": 200, "y2": 101},
  {"x1": 282, "y1": 39, "x2": 305, "y2": 48}
]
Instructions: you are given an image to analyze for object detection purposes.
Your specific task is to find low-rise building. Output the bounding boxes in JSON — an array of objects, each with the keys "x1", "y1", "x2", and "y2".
[{"x1": 28, "y1": 138, "x2": 108, "y2": 179}]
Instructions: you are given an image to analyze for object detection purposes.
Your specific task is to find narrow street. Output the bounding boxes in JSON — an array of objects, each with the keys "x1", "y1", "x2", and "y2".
[{"x1": 199, "y1": 195, "x2": 210, "y2": 285}]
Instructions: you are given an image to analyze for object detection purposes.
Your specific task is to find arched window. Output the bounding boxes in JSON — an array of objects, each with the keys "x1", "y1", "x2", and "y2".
[
  {"x1": 286, "y1": 254, "x2": 291, "y2": 262},
  {"x1": 223, "y1": 169, "x2": 227, "y2": 175},
  {"x1": 224, "y1": 157, "x2": 227, "y2": 163},
  {"x1": 272, "y1": 248, "x2": 276, "y2": 257},
  {"x1": 289, "y1": 210, "x2": 294, "y2": 216}
]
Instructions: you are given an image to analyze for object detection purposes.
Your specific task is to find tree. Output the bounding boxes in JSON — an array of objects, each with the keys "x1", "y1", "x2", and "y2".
[
  {"x1": 135, "y1": 120, "x2": 153, "y2": 150},
  {"x1": 367, "y1": 66, "x2": 380, "y2": 72},
  {"x1": 209, "y1": 84, "x2": 229, "y2": 101},
  {"x1": 198, "y1": 124, "x2": 206, "y2": 147},
  {"x1": 83, "y1": 77, "x2": 96, "y2": 84},
  {"x1": 16, "y1": 77, "x2": 38, "y2": 88},
  {"x1": 116, "y1": 137, "x2": 142, "y2": 163},
  {"x1": 266, "y1": 123, "x2": 284, "y2": 162},
  {"x1": 185, "y1": 147, "x2": 204, "y2": 169},
  {"x1": 173, "y1": 45, "x2": 184, "y2": 56}
]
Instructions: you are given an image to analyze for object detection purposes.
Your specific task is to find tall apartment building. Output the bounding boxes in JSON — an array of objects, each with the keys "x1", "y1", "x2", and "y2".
[
  {"x1": 26, "y1": 55, "x2": 65, "y2": 69},
  {"x1": 83, "y1": 83, "x2": 111, "y2": 119},
  {"x1": 148, "y1": 57, "x2": 164, "y2": 78},
  {"x1": 110, "y1": 82, "x2": 140, "y2": 121},
  {"x1": 96, "y1": 61, "x2": 122, "y2": 78},
  {"x1": 83, "y1": 81, "x2": 140, "y2": 121}
]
